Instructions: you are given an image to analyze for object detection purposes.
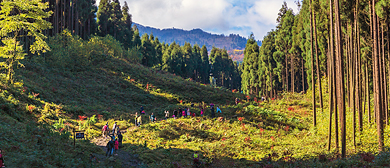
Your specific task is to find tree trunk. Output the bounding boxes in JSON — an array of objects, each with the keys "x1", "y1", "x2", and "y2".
[
  {"x1": 286, "y1": 55, "x2": 289, "y2": 92},
  {"x1": 313, "y1": 6, "x2": 323, "y2": 112},
  {"x1": 372, "y1": 0, "x2": 384, "y2": 152},
  {"x1": 310, "y1": 0, "x2": 316, "y2": 127},
  {"x1": 387, "y1": 21, "x2": 390, "y2": 126},
  {"x1": 327, "y1": 35, "x2": 333, "y2": 151},
  {"x1": 366, "y1": 62, "x2": 371, "y2": 123},
  {"x1": 381, "y1": 23, "x2": 388, "y2": 125},
  {"x1": 329, "y1": 0, "x2": 338, "y2": 151},
  {"x1": 55, "y1": 0, "x2": 59, "y2": 34},
  {"x1": 302, "y1": 57, "x2": 305, "y2": 93},
  {"x1": 75, "y1": 0, "x2": 79, "y2": 36},
  {"x1": 356, "y1": 0, "x2": 363, "y2": 132},
  {"x1": 349, "y1": 23, "x2": 356, "y2": 149},
  {"x1": 291, "y1": 55, "x2": 295, "y2": 93},
  {"x1": 334, "y1": 0, "x2": 346, "y2": 158}
]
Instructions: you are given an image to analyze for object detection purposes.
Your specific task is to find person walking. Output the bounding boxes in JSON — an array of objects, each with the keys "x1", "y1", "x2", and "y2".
[
  {"x1": 102, "y1": 123, "x2": 108, "y2": 138},
  {"x1": 216, "y1": 106, "x2": 222, "y2": 113},
  {"x1": 186, "y1": 107, "x2": 190, "y2": 117},
  {"x1": 182, "y1": 110, "x2": 186, "y2": 118},
  {"x1": 114, "y1": 138, "x2": 119, "y2": 155},
  {"x1": 115, "y1": 125, "x2": 120, "y2": 136},
  {"x1": 117, "y1": 131, "x2": 123, "y2": 148},
  {"x1": 173, "y1": 109, "x2": 178, "y2": 119},
  {"x1": 210, "y1": 104, "x2": 215, "y2": 118},
  {"x1": 112, "y1": 122, "x2": 117, "y2": 134},
  {"x1": 0, "y1": 149, "x2": 4, "y2": 168},
  {"x1": 140, "y1": 106, "x2": 145, "y2": 114},
  {"x1": 150, "y1": 113, "x2": 156, "y2": 122},
  {"x1": 200, "y1": 108, "x2": 204, "y2": 117},
  {"x1": 136, "y1": 115, "x2": 142, "y2": 127},
  {"x1": 178, "y1": 108, "x2": 182, "y2": 117},
  {"x1": 106, "y1": 139, "x2": 114, "y2": 157},
  {"x1": 134, "y1": 112, "x2": 138, "y2": 125},
  {"x1": 165, "y1": 110, "x2": 169, "y2": 120},
  {"x1": 193, "y1": 151, "x2": 200, "y2": 166}
]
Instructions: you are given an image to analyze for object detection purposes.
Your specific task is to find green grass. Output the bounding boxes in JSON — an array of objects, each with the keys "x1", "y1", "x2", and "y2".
[
  {"x1": 0, "y1": 50, "x2": 244, "y2": 167},
  {"x1": 1, "y1": 43, "x2": 390, "y2": 167}
]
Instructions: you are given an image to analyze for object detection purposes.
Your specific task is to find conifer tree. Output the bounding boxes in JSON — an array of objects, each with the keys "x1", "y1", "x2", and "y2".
[
  {"x1": 200, "y1": 45, "x2": 209, "y2": 84},
  {"x1": 0, "y1": 0, "x2": 52, "y2": 84},
  {"x1": 97, "y1": 0, "x2": 111, "y2": 36},
  {"x1": 241, "y1": 34, "x2": 259, "y2": 95}
]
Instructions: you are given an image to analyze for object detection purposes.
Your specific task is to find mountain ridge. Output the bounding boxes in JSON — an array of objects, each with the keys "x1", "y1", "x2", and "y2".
[{"x1": 134, "y1": 23, "x2": 261, "y2": 62}]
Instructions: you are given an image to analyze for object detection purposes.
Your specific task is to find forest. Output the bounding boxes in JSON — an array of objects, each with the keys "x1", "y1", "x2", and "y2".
[
  {"x1": 0, "y1": 0, "x2": 241, "y2": 90},
  {"x1": 241, "y1": 0, "x2": 390, "y2": 158},
  {"x1": 2, "y1": 0, "x2": 390, "y2": 167}
]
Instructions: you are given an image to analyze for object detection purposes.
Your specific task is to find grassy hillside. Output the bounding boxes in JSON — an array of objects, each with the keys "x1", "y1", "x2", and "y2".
[
  {"x1": 2, "y1": 33, "x2": 390, "y2": 167},
  {"x1": 0, "y1": 42, "x2": 244, "y2": 167}
]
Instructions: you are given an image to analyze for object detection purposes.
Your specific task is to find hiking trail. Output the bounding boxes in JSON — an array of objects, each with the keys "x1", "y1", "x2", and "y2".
[{"x1": 91, "y1": 132, "x2": 142, "y2": 168}]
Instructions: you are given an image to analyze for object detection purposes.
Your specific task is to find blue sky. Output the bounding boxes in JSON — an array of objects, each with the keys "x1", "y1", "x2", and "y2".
[{"x1": 97, "y1": 0, "x2": 299, "y2": 41}]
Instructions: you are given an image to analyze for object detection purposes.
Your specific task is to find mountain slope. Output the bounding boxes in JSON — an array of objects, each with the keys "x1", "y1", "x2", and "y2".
[{"x1": 135, "y1": 23, "x2": 261, "y2": 62}]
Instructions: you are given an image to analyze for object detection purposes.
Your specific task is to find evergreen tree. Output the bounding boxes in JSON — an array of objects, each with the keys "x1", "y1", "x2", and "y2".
[
  {"x1": 241, "y1": 34, "x2": 260, "y2": 95},
  {"x1": 120, "y1": 1, "x2": 133, "y2": 48},
  {"x1": 111, "y1": 0, "x2": 122, "y2": 38},
  {"x1": 97, "y1": 0, "x2": 111, "y2": 36},
  {"x1": 132, "y1": 25, "x2": 141, "y2": 47},
  {"x1": 200, "y1": 45, "x2": 210, "y2": 84},
  {"x1": 192, "y1": 44, "x2": 202, "y2": 82},
  {"x1": 0, "y1": 0, "x2": 52, "y2": 84}
]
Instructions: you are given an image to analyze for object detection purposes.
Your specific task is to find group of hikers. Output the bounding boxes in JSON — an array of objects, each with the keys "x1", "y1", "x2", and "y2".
[
  {"x1": 134, "y1": 104, "x2": 222, "y2": 127},
  {"x1": 101, "y1": 122, "x2": 123, "y2": 157},
  {"x1": 99, "y1": 101, "x2": 237, "y2": 165}
]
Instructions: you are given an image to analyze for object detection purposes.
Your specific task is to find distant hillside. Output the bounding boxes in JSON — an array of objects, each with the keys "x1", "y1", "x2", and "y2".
[{"x1": 134, "y1": 23, "x2": 261, "y2": 62}]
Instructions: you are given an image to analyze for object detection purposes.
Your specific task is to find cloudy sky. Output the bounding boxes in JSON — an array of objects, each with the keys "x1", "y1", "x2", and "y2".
[{"x1": 99, "y1": 0, "x2": 299, "y2": 40}]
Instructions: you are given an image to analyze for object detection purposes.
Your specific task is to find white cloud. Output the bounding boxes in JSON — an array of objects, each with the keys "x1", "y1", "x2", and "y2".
[{"x1": 96, "y1": 0, "x2": 299, "y2": 41}]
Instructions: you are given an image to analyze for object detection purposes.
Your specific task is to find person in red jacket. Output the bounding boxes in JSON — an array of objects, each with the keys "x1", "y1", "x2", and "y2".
[
  {"x1": 114, "y1": 138, "x2": 119, "y2": 155},
  {"x1": 0, "y1": 149, "x2": 5, "y2": 167}
]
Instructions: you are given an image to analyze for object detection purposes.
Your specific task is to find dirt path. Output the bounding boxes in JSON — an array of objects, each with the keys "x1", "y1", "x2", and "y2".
[{"x1": 91, "y1": 134, "x2": 142, "y2": 167}]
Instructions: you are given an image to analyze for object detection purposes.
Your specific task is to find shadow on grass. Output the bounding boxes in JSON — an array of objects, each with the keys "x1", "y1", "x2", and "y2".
[
  {"x1": 120, "y1": 142, "x2": 260, "y2": 168},
  {"x1": 120, "y1": 141, "x2": 390, "y2": 168}
]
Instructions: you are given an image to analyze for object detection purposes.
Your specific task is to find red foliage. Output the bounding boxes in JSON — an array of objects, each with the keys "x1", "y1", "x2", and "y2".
[
  {"x1": 244, "y1": 137, "x2": 251, "y2": 142},
  {"x1": 284, "y1": 126, "x2": 290, "y2": 132},
  {"x1": 28, "y1": 106, "x2": 35, "y2": 112},
  {"x1": 238, "y1": 117, "x2": 244, "y2": 122},
  {"x1": 271, "y1": 98, "x2": 275, "y2": 101},
  {"x1": 287, "y1": 107, "x2": 294, "y2": 111},
  {"x1": 221, "y1": 137, "x2": 226, "y2": 141},
  {"x1": 78, "y1": 115, "x2": 87, "y2": 121},
  {"x1": 246, "y1": 95, "x2": 250, "y2": 101},
  {"x1": 97, "y1": 114, "x2": 103, "y2": 120},
  {"x1": 179, "y1": 100, "x2": 183, "y2": 104},
  {"x1": 271, "y1": 136, "x2": 275, "y2": 141}
]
